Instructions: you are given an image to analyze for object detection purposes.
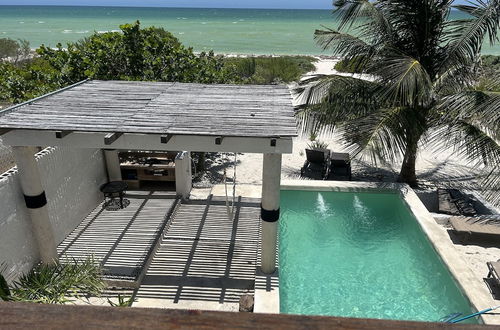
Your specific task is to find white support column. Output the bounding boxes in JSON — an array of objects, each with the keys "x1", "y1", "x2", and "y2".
[
  {"x1": 175, "y1": 151, "x2": 192, "y2": 199},
  {"x1": 12, "y1": 146, "x2": 58, "y2": 264},
  {"x1": 103, "y1": 149, "x2": 122, "y2": 181},
  {"x1": 260, "y1": 153, "x2": 282, "y2": 274}
]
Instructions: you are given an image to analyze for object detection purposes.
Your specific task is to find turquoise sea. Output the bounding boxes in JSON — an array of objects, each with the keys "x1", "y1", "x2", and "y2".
[{"x1": 0, "y1": 6, "x2": 498, "y2": 55}]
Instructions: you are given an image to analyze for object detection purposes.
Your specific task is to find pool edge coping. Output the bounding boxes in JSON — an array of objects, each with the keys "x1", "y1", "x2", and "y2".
[{"x1": 277, "y1": 180, "x2": 495, "y2": 324}]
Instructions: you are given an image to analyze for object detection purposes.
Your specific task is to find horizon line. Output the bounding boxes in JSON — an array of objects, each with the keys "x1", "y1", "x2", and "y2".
[{"x1": 0, "y1": 4, "x2": 332, "y2": 10}]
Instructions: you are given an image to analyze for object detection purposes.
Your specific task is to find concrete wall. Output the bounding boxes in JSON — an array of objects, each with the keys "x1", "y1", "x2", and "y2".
[{"x1": 0, "y1": 147, "x2": 107, "y2": 281}]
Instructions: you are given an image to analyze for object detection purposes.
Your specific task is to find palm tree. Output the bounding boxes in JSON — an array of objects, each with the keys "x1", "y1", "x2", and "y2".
[{"x1": 298, "y1": 0, "x2": 499, "y2": 203}]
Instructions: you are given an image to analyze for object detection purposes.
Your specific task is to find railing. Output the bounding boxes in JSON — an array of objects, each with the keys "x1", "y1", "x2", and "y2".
[{"x1": 0, "y1": 302, "x2": 493, "y2": 329}]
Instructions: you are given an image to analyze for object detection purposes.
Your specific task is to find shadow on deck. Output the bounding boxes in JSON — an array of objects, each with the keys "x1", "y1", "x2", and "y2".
[
  {"x1": 58, "y1": 191, "x2": 179, "y2": 286},
  {"x1": 134, "y1": 195, "x2": 261, "y2": 311}
]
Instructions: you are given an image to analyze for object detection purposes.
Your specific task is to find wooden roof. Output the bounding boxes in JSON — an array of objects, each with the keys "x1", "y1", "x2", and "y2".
[{"x1": 0, "y1": 80, "x2": 297, "y2": 138}]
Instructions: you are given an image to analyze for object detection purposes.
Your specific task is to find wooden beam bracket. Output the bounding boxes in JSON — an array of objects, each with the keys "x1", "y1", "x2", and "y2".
[
  {"x1": 104, "y1": 132, "x2": 123, "y2": 145},
  {"x1": 55, "y1": 130, "x2": 72, "y2": 139},
  {"x1": 160, "y1": 135, "x2": 173, "y2": 144},
  {"x1": 215, "y1": 136, "x2": 224, "y2": 145}
]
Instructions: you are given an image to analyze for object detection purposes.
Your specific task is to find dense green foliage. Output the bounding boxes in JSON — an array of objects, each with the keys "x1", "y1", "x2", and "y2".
[
  {"x1": 0, "y1": 256, "x2": 104, "y2": 304},
  {"x1": 481, "y1": 55, "x2": 500, "y2": 73},
  {"x1": 0, "y1": 38, "x2": 30, "y2": 62},
  {"x1": 225, "y1": 56, "x2": 316, "y2": 84},
  {"x1": 37, "y1": 21, "x2": 233, "y2": 84},
  {"x1": 299, "y1": 0, "x2": 500, "y2": 205},
  {"x1": 0, "y1": 58, "x2": 62, "y2": 103},
  {"x1": 0, "y1": 21, "x2": 317, "y2": 104}
]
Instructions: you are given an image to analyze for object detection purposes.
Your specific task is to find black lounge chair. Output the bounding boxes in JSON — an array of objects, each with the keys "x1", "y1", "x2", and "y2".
[
  {"x1": 437, "y1": 188, "x2": 477, "y2": 216},
  {"x1": 487, "y1": 260, "x2": 500, "y2": 287},
  {"x1": 327, "y1": 152, "x2": 352, "y2": 181},
  {"x1": 301, "y1": 148, "x2": 329, "y2": 180}
]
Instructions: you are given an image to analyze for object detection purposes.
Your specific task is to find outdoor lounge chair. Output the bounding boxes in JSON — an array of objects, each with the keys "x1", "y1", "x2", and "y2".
[
  {"x1": 301, "y1": 148, "x2": 329, "y2": 180},
  {"x1": 326, "y1": 152, "x2": 351, "y2": 181},
  {"x1": 449, "y1": 215, "x2": 500, "y2": 242},
  {"x1": 437, "y1": 188, "x2": 477, "y2": 216},
  {"x1": 487, "y1": 260, "x2": 500, "y2": 285}
]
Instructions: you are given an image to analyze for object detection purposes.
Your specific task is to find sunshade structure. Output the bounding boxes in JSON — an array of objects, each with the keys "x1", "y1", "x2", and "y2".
[{"x1": 0, "y1": 80, "x2": 297, "y2": 274}]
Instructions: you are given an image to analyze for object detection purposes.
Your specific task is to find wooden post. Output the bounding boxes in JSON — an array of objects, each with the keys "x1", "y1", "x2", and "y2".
[
  {"x1": 11, "y1": 146, "x2": 58, "y2": 264},
  {"x1": 103, "y1": 149, "x2": 121, "y2": 181},
  {"x1": 261, "y1": 153, "x2": 282, "y2": 274}
]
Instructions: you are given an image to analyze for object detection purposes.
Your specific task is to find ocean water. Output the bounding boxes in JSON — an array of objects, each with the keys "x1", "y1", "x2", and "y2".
[
  {"x1": 279, "y1": 190, "x2": 476, "y2": 323},
  {"x1": 0, "y1": 5, "x2": 498, "y2": 55}
]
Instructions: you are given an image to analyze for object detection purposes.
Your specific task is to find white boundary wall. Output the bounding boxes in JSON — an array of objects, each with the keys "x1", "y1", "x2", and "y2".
[{"x1": 0, "y1": 147, "x2": 107, "y2": 281}]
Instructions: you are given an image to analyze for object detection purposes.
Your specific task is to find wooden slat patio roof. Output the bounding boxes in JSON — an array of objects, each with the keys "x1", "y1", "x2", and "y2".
[{"x1": 0, "y1": 80, "x2": 297, "y2": 138}]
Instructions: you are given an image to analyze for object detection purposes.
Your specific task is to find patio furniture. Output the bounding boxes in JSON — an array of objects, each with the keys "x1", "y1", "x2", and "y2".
[
  {"x1": 437, "y1": 188, "x2": 476, "y2": 216},
  {"x1": 327, "y1": 152, "x2": 352, "y2": 181},
  {"x1": 449, "y1": 215, "x2": 500, "y2": 242},
  {"x1": 487, "y1": 259, "x2": 500, "y2": 285},
  {"x1": 100, "y1": 181, "x2": 128, "y2": 209},
  {"x1": 301, "y1": 148, "x2": 330, "y2": 180}
]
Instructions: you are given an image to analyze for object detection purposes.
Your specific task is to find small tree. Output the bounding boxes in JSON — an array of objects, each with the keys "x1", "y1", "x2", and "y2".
[{"x1": 0, "y1": 38, "x2": 20, "y2": 61}]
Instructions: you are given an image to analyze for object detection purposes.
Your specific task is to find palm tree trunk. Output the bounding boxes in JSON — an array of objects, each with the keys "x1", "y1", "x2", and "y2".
[{"x1": 397, "y1": 138, "x2": 419, "y2": 186}]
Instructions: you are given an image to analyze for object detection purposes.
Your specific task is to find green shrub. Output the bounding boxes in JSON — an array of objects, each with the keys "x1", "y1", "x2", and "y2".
[
  {"x1": 37, "y1": 21, "x2": 236, "y2": 84},
  {"x1": 224, "y1": 56, "x2": 316, "y2": 84},
  {"x1": 0, "y1": 256, "x2": 104, "y2": 304},
  {"x1": 481, "y1": 55, "x2": 500, "y2": 71},
  {"x1": 0, "y1": 58, "x2": 62, "y2": 103},
  {"x1": 0, "y1": 38, "x2": 31, "y2": 62}
]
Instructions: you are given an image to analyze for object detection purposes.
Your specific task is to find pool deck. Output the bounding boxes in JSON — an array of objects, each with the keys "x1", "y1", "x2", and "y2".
[{"x1": 212, "y1": 181, "x2": 500, "y2": 325}]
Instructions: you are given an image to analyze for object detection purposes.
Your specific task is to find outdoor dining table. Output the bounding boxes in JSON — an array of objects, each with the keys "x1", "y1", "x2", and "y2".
[{"x1": 99, "y1": 181, "x2": 128, "y2": 209}]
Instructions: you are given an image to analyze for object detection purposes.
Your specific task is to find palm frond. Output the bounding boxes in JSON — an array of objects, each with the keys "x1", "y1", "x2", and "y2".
[
  {"x1": 371, "y1": 53, "x2": 433, "y2": 107},
  {"x1": 314, "y1": 27, "x2": 375, "y2": 60},
  {"x1": 334, "y1": 0, "x2": 393, "y2": 42},
  {"x1": 429, "y1": 120, "x2": 500, "y2": 168},
  {"x1": 442, "y1": 0, "x2": 500, "y2": 70},
  {"x1": 437, "y1": 91, "x2": 500, "y2": 132}
]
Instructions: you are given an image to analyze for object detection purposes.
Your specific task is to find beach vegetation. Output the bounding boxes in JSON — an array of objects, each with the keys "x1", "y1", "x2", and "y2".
[
  {"x1": 37, "y1": 21, "x2": 234, "y2": 84},
  {"x1": 0, "y1": 38, "x2": 30, "y2": 63},
  {"x1": 0, "y1": 58, "x2": 62, "y2": 103},
  {"x1": 0, "y1": 256, "x2": 104, "y2": 304},
  {"x1": 298, "y1": 0, "x2": 500, "y2": 204},
  {"x1": 225, "y1": 56, "x2": 316, "y2": 84}
]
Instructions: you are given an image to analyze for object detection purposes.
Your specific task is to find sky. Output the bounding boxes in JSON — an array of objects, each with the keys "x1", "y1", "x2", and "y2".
[{"x1": 0, "y1": 0, "x2": 471, "y2": 9}]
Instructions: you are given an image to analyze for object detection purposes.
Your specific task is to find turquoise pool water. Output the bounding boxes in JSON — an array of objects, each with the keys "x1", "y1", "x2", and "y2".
[{"x1": 279, "y1": 190, "x2": 476, "y2": 323}]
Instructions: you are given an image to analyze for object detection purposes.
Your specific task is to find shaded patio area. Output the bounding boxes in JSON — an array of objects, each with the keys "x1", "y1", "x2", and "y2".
[
  {"x1": 134, "y1": 195, "x2": 261, "y2": 311},
  {"x1": 58, "y1": 191, "x2": 178, "y2": 286}
]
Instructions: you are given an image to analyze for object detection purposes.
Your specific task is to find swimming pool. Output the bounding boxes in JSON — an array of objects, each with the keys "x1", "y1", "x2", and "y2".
[{"x1": 279, "y1": 189, "x2": 475, "y2": 323}]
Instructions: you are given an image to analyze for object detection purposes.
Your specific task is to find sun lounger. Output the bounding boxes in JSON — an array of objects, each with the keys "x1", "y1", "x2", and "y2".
[
  {"x1": 437, "y1": 189, "x2": 477, "y2": 216},
  {"x1": 449, "y1": 215, "x2": 500, "y2": 242},
  {"x1": 301, "y1": 148, "x2": 329, "y2": 180},
  {"x1": 487, "y1": 260, "x2": 500, "y2": 284},
  {"x1": 327, "y1": 152, "x2": 351, "y2": 181}
]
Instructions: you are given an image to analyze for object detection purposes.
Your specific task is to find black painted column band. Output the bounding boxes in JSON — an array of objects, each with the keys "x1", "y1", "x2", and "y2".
[
  {"x1": 261, "y1": 205, "x2": 280, "y2": 222},
  {"x1": 24, "y1": 192, "x2": 47, "y2": 209}
]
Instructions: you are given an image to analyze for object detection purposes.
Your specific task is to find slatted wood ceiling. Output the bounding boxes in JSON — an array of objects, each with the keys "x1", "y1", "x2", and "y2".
[{"x1": 0, "y1": 80, "x2": 297, "y2": 138}]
